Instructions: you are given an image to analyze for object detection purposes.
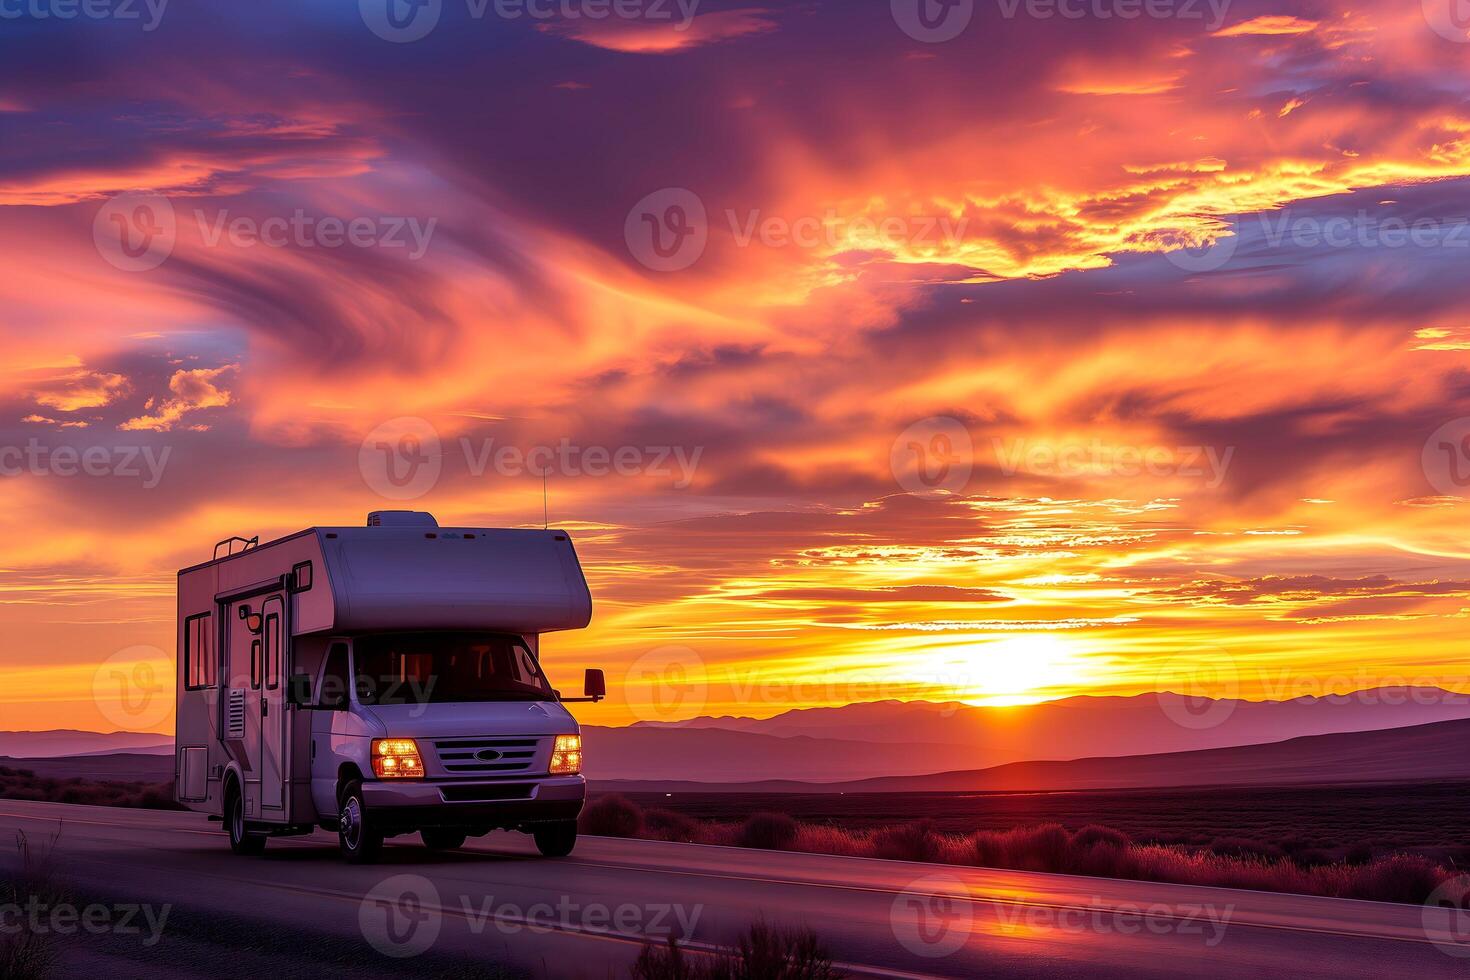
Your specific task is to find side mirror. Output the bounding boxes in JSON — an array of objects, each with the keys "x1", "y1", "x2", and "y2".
[
  {"x1": 286, "y1": 673, "x2": 313, "y2": 707},
  {"x1": 584, "y1": 668, "x2": 606, "y2": 701}
]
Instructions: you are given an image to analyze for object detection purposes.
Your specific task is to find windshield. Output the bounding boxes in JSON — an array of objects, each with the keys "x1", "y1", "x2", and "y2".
[{"x1": 352, "y1": 632, "x2": 554, "y2": 704}]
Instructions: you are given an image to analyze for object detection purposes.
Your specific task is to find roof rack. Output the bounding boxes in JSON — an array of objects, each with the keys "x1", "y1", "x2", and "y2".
[{"x1": 213, "y1": 535, "x2": 259, "y2": 561}]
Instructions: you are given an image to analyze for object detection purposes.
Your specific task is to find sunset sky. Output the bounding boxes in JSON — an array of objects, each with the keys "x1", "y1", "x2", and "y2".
[{"x1": 5, "y1": 0, "x2": 1470, "y2": 734}]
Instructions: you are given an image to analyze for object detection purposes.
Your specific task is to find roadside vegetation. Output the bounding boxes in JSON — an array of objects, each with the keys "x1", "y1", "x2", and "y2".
[
  {"x1": 0, "y1": 831, "x2": 64, "y2": 980},
  {"x1": 632, "y1": 921, "x2": 842, "y2": 980},
  {"x1": 0, "y1": 766, "x2": 181, "y2": 810},
  {"x1": 582, "y1": 795, "x2": 1457, "y2": 906}
]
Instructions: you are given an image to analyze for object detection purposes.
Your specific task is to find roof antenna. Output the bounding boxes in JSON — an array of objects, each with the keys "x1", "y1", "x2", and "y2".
[{"x1": 542, "y1": 467, "x2": 549, "y2": 530}]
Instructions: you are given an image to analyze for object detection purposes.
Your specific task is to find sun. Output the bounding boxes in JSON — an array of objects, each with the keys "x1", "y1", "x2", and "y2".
[{"x1": 935, "y1": 634, "x2": 1089, "y2": 706}]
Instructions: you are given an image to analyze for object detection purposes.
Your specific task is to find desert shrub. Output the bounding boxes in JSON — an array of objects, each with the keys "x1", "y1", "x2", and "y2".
[
  {"x1": 1207, "y1": 837, "x2": 1284, "y2": 862},
  {"x1": 1073, "y1": 825, "x2": 1131, "y2": 850},
  {"x1": 1000, "y1": 823, "x2": 1073, "y2": 874},
  {"x1": 1341, "y1": 854, "x2": 1448, "y2": 904},
  {"x1": 870, "y1": 821, "x2": 941, "y2": 863},
  {"x1": 790, "y1": 824, "x2": 869, "y2": 858},
  {"x1": 631, "y1": 922, "x2": 842, "y2": 980},
  {"x1": 739, "y1": 813, "x2": 798, "y2": 851},
  {"x1": 644, "y1": 808, "x2": 703, "y2": 843},
  {"x1": 1345, "y1": 843, "x2": 1375, "y2": 866},
  {"x1": 581, "y1": 795, "x2": 644, "y2": 838}
]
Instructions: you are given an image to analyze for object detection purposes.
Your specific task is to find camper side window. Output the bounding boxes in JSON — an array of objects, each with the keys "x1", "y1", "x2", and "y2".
[{"x1": 183, "y1": 613, "x2": 215, "y2": 690}]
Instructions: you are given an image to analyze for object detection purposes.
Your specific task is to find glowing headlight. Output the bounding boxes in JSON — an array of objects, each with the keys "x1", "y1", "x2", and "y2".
[
  {"x1": 371, "y1": 738, "x2": 424, "y2": 779},
  {"x1": 549, "y1": 734, "x2": 582, "y2": 775}
]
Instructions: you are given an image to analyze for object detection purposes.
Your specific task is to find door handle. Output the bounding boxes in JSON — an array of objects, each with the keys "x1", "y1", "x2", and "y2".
[{"x1": 261, "y1": 698, "x2": 268, "y2": 717}]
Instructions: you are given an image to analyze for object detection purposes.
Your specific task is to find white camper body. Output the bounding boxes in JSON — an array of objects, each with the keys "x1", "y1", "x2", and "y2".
[{"x1": 174, "y1": 511, "x2": 601, "y2": 861}]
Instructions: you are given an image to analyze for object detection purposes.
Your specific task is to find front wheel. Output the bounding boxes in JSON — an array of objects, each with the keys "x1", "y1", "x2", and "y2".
[
  {"x1": 226, "y1": 783, "x2": 266, "y2": 856},
  {"x1": 532, "y1": 820, "x2": 578, "y2": 858},
  {"x1": 338, "y1": 780, "x2": 384, "y2": 864}
]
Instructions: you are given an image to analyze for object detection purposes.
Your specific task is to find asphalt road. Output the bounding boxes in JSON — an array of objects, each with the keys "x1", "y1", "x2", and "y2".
[{"x1": 0, "y1": 800, "x2": 1465, "y2": 978}]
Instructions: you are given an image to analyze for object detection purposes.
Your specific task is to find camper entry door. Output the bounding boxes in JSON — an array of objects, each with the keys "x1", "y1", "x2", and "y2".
[{"x1": 259, "y1": 594, "x2": 286, "y2": 812}]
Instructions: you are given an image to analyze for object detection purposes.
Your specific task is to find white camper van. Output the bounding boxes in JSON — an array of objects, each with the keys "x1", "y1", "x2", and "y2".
[{"x1": 173, "y1": 510, "x2": 605, "y2": 863}]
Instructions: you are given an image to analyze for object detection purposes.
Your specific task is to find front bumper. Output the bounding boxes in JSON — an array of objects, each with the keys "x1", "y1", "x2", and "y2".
[{"x1": 362, "y1": 774, "x2": 586, "y2": 831}]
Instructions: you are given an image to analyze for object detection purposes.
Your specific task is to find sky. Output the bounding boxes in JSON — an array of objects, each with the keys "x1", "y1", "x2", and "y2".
[{"x1": 5, "y1": 0, "x2": 1470, "y2": 734}]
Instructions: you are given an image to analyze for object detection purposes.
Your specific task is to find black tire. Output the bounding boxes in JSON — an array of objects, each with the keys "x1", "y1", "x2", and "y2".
[
  {"x1": 337, "y1": 779, "x2": 384, "y2": 864},
  {"x1": 532, "y1": 820, "x2": 578, "y2": 858},
  {"x1": 421, "y1": 828, "x2": 468, "y2": 851},
  {"x1": 226, "y1": 782, "x2": 266, "y2": 856}
]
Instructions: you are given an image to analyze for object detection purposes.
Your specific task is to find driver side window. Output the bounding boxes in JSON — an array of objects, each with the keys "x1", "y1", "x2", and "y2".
[{"x1": 319, "y1": 643, "x2": 350, "y2": 710}]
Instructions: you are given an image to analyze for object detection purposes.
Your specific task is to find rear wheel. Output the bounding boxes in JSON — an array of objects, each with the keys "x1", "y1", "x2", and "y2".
[
  {"x1": 338, "y1": 779, "x2": 384, "y2": 864},
  {"x1": 226, "y1": 783, "x2": 266, "y2": 856},
  {"x1": 532, "y1": 820, "x2": 578, "y2": 858},
  {"x1": 421, "y1": 828, "x2": 468, "y2": 851}
]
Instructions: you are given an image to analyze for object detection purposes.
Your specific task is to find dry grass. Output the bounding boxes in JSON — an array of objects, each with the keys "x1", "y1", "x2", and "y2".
[
  {"x1": 583, "y1": 796, "x2": 1457, "y2": 905},
  {"x1": 0, "y1": 830, "x2": 65, "y2": 980},
  {"x1": 0, "y1": 766, "x2": 182, "y2": 811},
  {"x1": 631, "y1": 921, "x2": 843, "y2": 980}
]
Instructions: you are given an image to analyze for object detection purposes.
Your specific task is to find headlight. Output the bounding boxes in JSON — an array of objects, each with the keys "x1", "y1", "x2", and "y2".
[
  {"x1": 549, "y1": 734, "x2": 582, "y2": 775},
  {"x1": 371, "y1": 738, "x2": 424, "y2": 779}
]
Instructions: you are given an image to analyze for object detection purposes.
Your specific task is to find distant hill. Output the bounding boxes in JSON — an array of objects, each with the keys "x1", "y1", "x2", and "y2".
[
  {"x1": 621, "y1": 687, "x2": 1470, "y2": 775},
  {"x1": 0, "y1": 730, "x2": 172, "y2": 759},
  {"x1": 593, "y1": 717, "x2": 1470, "y2": 794}
]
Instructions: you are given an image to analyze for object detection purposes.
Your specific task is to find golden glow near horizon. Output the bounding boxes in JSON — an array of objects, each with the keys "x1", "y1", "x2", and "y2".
[{"x1": 5, "y1": 2, "x2": 1470, "y2": 732}]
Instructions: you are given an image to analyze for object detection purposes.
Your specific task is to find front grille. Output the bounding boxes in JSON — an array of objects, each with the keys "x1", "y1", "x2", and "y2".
[
  {"x1": 431, "y1": 737, "x2": 542, "y2": 774},
  {"x1": 440, "y1": 783, "x2": 535, "y2": 802}
]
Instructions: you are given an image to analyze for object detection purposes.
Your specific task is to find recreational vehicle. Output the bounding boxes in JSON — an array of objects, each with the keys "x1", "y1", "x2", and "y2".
[{"x1": 173, "y1": 510, "x2": 604, "y2": 863}]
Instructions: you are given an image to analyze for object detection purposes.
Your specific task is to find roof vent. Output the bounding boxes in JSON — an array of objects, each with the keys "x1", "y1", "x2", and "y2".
[{"x1": 367, "y1": 510, "x2": 439, "y2": 527}]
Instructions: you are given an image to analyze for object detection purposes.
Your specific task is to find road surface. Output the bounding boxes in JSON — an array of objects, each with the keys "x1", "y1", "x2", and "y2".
[{"x1": 0, "y1": 800, "x2": 1465, "y2": 978}]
